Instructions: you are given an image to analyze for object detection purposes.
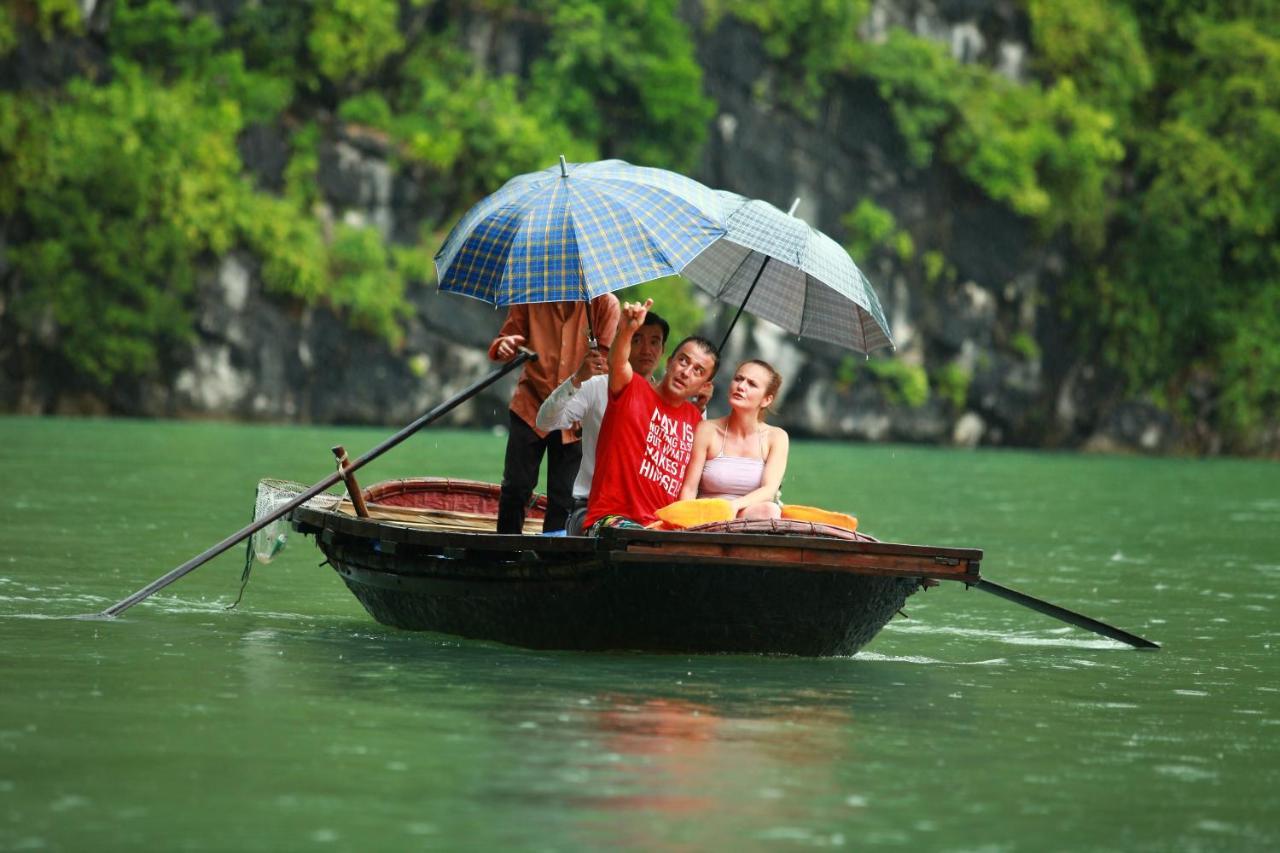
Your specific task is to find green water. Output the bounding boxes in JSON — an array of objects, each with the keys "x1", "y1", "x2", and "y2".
[{"x1": 2, "y1": 416, "x2": 1277, "y2": 850}]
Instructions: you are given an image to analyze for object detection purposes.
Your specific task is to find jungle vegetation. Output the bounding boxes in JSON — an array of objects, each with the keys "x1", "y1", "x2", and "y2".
[{"x1": 1, "y1": 0, "x2": 1276, "y2": 449}]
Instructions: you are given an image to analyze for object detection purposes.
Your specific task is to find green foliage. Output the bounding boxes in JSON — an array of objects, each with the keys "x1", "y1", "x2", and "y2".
[
  {"x1": 307, "y1": 0, "x2": 404, "y2": 86},
  {"x1": 1083, "y1": 14, "x2": 1280, "y2": 444},
  {"x1": 922, "y1": 250, "x2": 955, "y2": 286},
  {"x1": 1216, "y1": 279, "x2": 1280, "y2": 437},
  {"x1": 867, "y1": 359, "x2": 930, "y2": 408},
  {"x1": 338, "y1": 91, "x2": 394, "y2": 129},
  {"x1": 4, "y1": 0, "x2": 1276, "y2": 445},
  {"x1": 720, "y1": 2, "x2": 1277, "y2": 442},
  {"x1": 225, "y1": 2, "x2": 312, "y2": 85},
  {"x1": 391, "y1": 35, "x2": 593, "y2": 201},
  {"x1": 947, "y1": 78, "x2": 1124, "y2": 249},
  {"x1": 933, "y1": 363, "x2": 972, "y2": 410},
  {"x1": 842, "y1": 198, "x2": 915, "y2": 270},
  {"x1": 841, "y1": 199, "x2": 897, "y2": 261},
  {"x1": 282, "y1": 122, "x2": 322, "y2": 210},
  {"x1": 1, "y1": 8, "x2": 17, "y2": 58},
  {"x1": 392, "y1": 244, "x2": 436, "y2": 287},
  {"x1": 108, "y1": 0, "x2": 221, "y2": 72},
  {"x1": 2, "y1": 0, "x2": 81, "y2": 58},
  {"x1": 327, "y1": 224, "x2": 413, "y2": 348},
  {"x1": 1, "y1": 54, "x2": 405, "y2": 387},
  {"x1": 3, "y1": 65, "x2": 247, "y2": 383},
  {"x1": 108, "y1": 1, "x2": 293, "y2": 122},
  {"x1": 1009, "y1": 332, "x2": 1042, "y2": 362},
  {"x1": 243, "y1": 194, "x2": 328, "y2": 305},
  {"x1": 529, "y1": 0, "x2": 714, "y2": 170},
  {"x1": 855, "y1": 30, "x2": 963, "y2": 168},
  {"x1": 852, "y1": 30, "x2": 1124, "y2": 248},
  {"x1": 704, "y1": 0, "x2": 868, "y2": 111},
  {"x1": 615, "y1": 276, "x2": 705, "y2": 350},
  {"x1": 23, "y1": 0, "x2": 82, "y2": 39},
  {"x1": 1027, "y1": 0, "x2": 1154, "y2": 122},
  {"x1": 835, "y1": 355, "x2": 858, "y2": 390}
]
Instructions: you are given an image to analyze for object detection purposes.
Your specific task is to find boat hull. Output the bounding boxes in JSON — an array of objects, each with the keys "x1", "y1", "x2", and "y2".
[
  {"x1": 320, "y1": 536, "x2": 920, "y2": 655},
  {"x1": 287, "y1": 478, "x2": 982, "y2": 656}
]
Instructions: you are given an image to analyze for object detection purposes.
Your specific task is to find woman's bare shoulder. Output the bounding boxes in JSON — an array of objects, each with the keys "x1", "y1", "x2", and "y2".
[{"x1": 697, "y1": 416, "x2": 726, "y2": 433}]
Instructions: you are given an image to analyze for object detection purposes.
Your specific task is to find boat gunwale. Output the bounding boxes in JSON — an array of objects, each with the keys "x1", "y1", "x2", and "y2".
[{"x1": 290, "y1": 503, "x2": 983, "y2": 583}]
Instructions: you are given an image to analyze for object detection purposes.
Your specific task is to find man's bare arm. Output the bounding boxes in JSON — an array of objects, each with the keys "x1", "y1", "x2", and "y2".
[{"x1": 609, "y1": 298, "x2": 652, "y2": 396}]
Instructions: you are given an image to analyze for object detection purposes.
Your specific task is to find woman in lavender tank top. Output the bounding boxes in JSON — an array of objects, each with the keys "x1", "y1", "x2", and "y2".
[{"x1": 677, "y1": 359, "x2": 790, "y2": 520}]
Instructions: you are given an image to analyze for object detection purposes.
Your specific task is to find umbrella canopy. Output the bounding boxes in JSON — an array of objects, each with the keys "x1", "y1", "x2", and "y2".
[
  {"x1": 681, "y1": 191, "x2": 893, "y2": 354},
  {"x1": 435, "y1": 158, "x2": 725, "y2": 307}
]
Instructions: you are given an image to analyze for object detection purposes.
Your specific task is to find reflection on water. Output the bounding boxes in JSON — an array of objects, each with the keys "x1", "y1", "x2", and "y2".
[
  {"x1": 577, "y1": 694, "x2": 856, "y2": 848},
  {"x1": 2, "y1": 418, "x2": 1279, "y2": 850}
]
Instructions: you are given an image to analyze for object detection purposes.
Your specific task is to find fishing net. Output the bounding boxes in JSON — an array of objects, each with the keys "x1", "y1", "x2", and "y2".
[{"x1": 229, "y1": 479, "x2": 343, "y2": 609}]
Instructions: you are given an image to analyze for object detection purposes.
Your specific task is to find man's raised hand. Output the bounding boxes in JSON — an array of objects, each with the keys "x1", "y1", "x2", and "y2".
[{"x1": 620, "y1": 298, "x2": 653, "y2": 334}]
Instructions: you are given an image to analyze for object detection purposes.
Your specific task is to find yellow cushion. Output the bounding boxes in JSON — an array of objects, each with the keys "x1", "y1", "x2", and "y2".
[
  {"x1": 781, "y1": 504, "x2": 858, "y2": 531},
  {"x1": 654, "y1": 498, "x2": 735, "y2": 529}
]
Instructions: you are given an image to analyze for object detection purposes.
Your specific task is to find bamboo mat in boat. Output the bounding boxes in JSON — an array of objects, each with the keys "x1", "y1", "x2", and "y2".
[{"x1": 333, "y1": 500, "x2": 543, "y2": 535}]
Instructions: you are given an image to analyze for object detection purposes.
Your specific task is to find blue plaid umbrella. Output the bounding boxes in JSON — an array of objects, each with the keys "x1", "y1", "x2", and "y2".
[{"x1": 435, "y1": 157, "x2": 725, "y2": 308}]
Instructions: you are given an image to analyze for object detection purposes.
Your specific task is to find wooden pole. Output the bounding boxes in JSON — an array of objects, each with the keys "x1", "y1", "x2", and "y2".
[
  {"x1": 91, "y1": 349, "x2": 537, "y2": 619},
  {"x1": 332, "y1": 445, "x2": 370, "y2": 517}
]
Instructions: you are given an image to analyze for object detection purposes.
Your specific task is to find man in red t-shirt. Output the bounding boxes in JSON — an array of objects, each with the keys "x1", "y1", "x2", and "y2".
[{"x1": 584, "y1": 299, "x2": 720, "y2": 532}]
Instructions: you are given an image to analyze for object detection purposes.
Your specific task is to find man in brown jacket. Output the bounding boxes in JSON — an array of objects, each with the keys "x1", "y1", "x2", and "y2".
[{"x1": 488, "y1": 296, "x2": 621, "y2": 533}]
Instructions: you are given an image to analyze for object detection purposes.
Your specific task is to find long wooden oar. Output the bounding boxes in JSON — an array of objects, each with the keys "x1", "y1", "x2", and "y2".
[
  {"x1": 91, "y1": 349, "x2": 537, "y2": 619},
  {"x1": 971, "y1": 578, "x2": 1160, "y2": 649}
]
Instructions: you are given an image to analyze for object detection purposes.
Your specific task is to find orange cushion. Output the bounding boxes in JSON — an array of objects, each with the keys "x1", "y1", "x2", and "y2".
[
  {"x1": 654, "y1": 498, "x2": 735, "y2": 529},
  {"x1": 780, "y1": 504, "x2": 858, "y2": 531}
]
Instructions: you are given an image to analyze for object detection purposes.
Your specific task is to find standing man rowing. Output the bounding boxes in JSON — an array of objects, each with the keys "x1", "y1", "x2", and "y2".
[{"x1": 488, "y1": 296, "x2": 620, "y2": 534}]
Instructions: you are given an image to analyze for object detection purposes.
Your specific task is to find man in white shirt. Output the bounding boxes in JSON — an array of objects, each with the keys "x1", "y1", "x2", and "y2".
[{"x1": 536, "y1": 311, "x2": 671, "y2": 532}]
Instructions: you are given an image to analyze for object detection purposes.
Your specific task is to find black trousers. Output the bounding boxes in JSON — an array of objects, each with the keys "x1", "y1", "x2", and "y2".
[{"x1": 498, "y1": 411, "x2": 581, "y2": 534}]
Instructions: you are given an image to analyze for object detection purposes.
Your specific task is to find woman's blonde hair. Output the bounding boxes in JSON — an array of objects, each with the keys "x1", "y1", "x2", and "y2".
[{"x1": 738, "y1": 359, "x2": 782, "y2": 418}]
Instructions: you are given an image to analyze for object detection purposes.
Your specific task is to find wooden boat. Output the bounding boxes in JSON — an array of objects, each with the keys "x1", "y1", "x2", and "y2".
[
  {"x1": 287, "y1": 477, "x2": 983, "y2": 656},
  {"x1": 100, "y1": 357, "x2": 1148, "y2": 649}
]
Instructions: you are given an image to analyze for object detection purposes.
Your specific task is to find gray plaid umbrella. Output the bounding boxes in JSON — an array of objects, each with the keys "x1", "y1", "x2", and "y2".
[{"x1": 680, "y1": 191, "x2": 893, "y2": 354}]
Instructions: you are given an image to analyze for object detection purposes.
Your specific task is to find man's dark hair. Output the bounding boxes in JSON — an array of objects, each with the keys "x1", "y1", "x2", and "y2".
[
  {"x1": 640, "y1": 310, "x2": 670, "y2": 345},
  {"x1": 670, "y1": 334, "x2": 720, "y2": 378}
]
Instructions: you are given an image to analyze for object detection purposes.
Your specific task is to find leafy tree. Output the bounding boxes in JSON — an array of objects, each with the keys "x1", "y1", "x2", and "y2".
[
  {"x1": 1089, "y1": 15, "x2": 1280, "y2": 443},
  {"x1": 704, "y1": 0, "x2": 868, "y2": 112},
  {"x1": 308, "y1": 0, "x2": 405, "y2": 88},
  {"x1": 529, "y1": 0, "x2": 714, "y2": 170},
  {"x1": 3, "y1": 66, "x2": 252, "y2": 382}
]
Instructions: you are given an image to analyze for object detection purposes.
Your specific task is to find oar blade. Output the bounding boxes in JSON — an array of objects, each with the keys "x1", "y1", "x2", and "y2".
[{"x1": 972, "y1": 578, "x2": 1160, "y2": 650}]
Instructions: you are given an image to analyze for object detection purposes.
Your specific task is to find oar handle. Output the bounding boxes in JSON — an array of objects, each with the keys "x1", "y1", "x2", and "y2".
[{"x1": 96, "y1": 349, "x2": 537, "y2": 619}]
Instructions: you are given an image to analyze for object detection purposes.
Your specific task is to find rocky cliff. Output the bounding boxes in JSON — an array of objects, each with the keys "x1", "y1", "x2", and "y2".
[{"x1": 0, "y1": 1, "x2": 1193, "y2": 453}]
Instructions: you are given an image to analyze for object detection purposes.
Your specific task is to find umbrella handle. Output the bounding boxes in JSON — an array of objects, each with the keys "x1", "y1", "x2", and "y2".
[{"x1": 585, "y1": 300, "x2": 597, "y2": 349}]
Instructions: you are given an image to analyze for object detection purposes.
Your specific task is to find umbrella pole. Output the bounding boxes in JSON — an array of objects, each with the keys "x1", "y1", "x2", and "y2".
[
  {"x1": 87, "y1": 350, "x2": 538, "y2": 620},
  {"x1": 718, "y1": 257, "x2": 772, "y2": 353},
  {"x1": 581, "y1": 272, "x2": 598, "y2": 349}
]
